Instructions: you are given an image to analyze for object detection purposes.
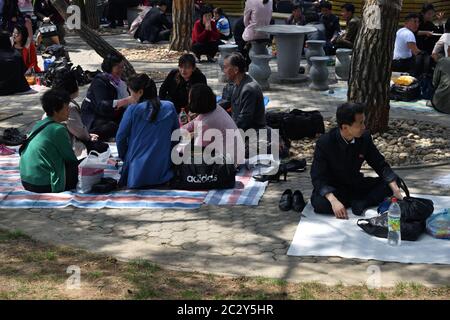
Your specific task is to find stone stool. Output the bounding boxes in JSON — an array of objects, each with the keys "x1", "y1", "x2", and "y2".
[
  {"x1": 335, "y1": 48, "x2": 352, "y2": 81},
  {"x1": 248, "y1": 54, "x2": 272, "y2": 90},
  {"x1": 218, "y1": 44, "x2": 238, "y2": 82},
  {"x1": 249, "y1": 40, "x2": 269, "y2": 57},
  {"x1": 305, "y1": 40, "x2": 326, "y2": 66},
  {"x1": 309, "y1": 56, "x2": 330, "y2": 91}
]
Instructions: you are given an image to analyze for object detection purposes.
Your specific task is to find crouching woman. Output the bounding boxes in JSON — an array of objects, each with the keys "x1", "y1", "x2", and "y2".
[{"x1": 20, "y1": 89, "x2": 79, "y2": 193}]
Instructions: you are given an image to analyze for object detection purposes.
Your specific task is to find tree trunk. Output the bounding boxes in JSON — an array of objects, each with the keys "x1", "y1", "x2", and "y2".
[
  {"x1": 51, "y1": 0, "x2": 136, "y2": 79},
  {"x1": 348, "y1": 0, "x2": 402, "y2": 133},
  {"x1": 170, "y1": 0, "x2": 194, "y2": 52},
  {"x1": 85, "y1": 0, "x2": 99, "y2": 30}
]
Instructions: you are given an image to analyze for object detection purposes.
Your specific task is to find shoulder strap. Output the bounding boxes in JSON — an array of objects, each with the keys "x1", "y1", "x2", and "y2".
[{"x1": 19, "y1": 120, "x2": 56, "y2": 155}]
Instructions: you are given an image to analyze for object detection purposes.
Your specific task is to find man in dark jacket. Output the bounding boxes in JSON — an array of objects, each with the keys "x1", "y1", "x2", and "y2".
[
  {"x1": 310, "y1": 103, "x2": 403, "y2": 219},
  {"x1": 221, "y1": 52, "x2": 266, "y2": 131},
  {"x1": 333, "y1": 3, "x2": 360, "y2": 49},
  {"x1": 138, "y1": 0, "x2": 172, "y2": 43},
  {"x1": 318, "y1": 1, "x2": 340, "y2": 55}
]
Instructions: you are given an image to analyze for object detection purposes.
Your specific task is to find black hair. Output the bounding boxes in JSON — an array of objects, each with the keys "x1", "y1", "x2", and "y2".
[
  {"x1": 101, "y1": 54, "x2": 125, "y2": 74},
  {"x1": 319, "y1": 1, "x2": 332, "y2": 11},
  {"x1": 292, "y1": 4, "x2": 301, "y2": 12},
  {"x1": 52, "y1": 70, "x2": 79, "y2": 96},
  {"x1": 127, "y1": 73, "x2": 161, "y2": 122},
  {"x1": 189, "y1": 83, "x2": 216, "y2": 114},
  {"x1": 421, "y1": 3, "x2": 435, "y2": 14},
  {"x1": 178, "y1": 53, "x2": 196, "y2": 68},
  {"x1": 157, "y1": 0, "x2": 168, "y2": 7},
  {"x1": 445, "y1": 18, "x2": 450, "y2": 33},
  {"x1": 405, "y1": 13, "x2": 420, "y2": 22},
  {"x1": 41, "y1": 89, "x2": 71, "y2": 117},
  {"x1": 14, "y1": 24, "x2": 28, "y2": 47},
  {"x1": 225, "y1": 52, "x2": 247, "y2": 73},
  {"x1": 201, "y1": 4, "x2": 213, "y2": 17},
  {"x1": 213, "y1": 7, "x2": 224, "y2": 16},
  {"x1": 341, "y1": 3, "x2": 355, "y2": 14},
  {"x1": 336, "y1": 103, "x2": 366, "y2": 129},
  {"x1": 0, "y1": 31, "x2": 12, "y2": 50},
  {"x1": 263, "y1": 0, "x2": 269, "y2": 4}
]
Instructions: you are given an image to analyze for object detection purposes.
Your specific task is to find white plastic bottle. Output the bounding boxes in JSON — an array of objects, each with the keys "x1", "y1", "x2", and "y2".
[{"x1": 388, "y1": 197, "x2": 402, "y2": 246}]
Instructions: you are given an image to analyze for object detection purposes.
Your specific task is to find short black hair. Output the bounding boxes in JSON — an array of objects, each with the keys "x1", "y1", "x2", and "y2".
[
  {"x1": 201, "y1": 4, "x2": 214, "y2": 17},
  {"x1": 189, "y1": 83, "x2": 216, "y2": 114},
  {"x1": 178, "y1": 53, "x2": 196, "y2": 68},
  {"x1": 157, "y1": 0, "x2": 168, "y2": 7},
  {"x1": 336, "y1": 103, "x2": 365, "y2": 129},
  {"x1": 341, "y1": 3, "x2": 355, "y2": 14},
  {"x1": 52, "y1": 70, "x2": 79, "y2": 96},
  {"x1": 421, "y1": 3, "x2": 435, "y2": 14},
  {"x1": 292, "y1": 4, "x2": 301, "y2": 12},
  {"x1": 225, "y1": 52, "x2": 247, "y2": 73},
  {"x1": 214, "y1": 7, "x2": 224, "y2": 16},
  {"x1": 41, "y1": 89, "x2": 71, "y2": 117},
  {"x1": 14, "y1": 24, "x2": 29, "y2": 47},
  {"x1": 101, "y1": 54, "x2": 125, "y2": 73},
  {"x1": 0, "y1": 31, "x2": 12, "y2": 50},
  {"x1": 405, "y1": 13, "x2": 420, "y2": 22},
  {"x1": 319, "y1": 1, "x2": 332, "y2": 10}
]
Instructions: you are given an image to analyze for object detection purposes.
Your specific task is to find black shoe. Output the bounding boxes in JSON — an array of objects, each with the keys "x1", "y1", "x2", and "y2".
[
  {"x1": 253, "y1": 164, "x2": 287, "y2": 182},
  {"x1": 351, "y1": 199, "x2": 368, "y2": 216},
  {"x1": 292, "y1": 190, "x2": 306, "y2": 212},
  {"x1": 279, "y1": 189, "x2": 293, "y2": 211},
  {"x1": 285, "y1": 159, "x2": 307, "y2": 172}
]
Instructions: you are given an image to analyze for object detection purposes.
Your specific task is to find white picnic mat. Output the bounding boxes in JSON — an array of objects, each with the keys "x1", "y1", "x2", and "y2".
[{"x1": 287, "y1": 194, "x2": 450, "y2": 264}]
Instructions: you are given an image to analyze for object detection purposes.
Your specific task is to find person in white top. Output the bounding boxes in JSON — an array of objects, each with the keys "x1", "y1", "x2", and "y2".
[
  {"x1": 392, "y1": 13, "x2": 423, "y2": 76},
  {"x1": 432, "y1": 19, "x2": 450, "y2": 61}
]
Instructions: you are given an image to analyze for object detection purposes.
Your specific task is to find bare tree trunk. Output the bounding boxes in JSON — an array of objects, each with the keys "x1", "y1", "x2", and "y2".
[
  {"x1": 85, "y1": 0, "x2": 99, "y2": 30},
  {"x1": 170, "y1": 0, "x2": 194, "y2": 52},
  {"x1": 51, "y1": 0, "x2": 136, "y2": 79},
  {"x1": 348, "y1": 0, "x2": 402, "y2": 133}
]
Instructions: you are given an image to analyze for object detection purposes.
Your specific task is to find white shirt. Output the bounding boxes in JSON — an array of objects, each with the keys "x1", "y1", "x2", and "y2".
[
  {"x1": 393, "y1": 27, "x2": 416, "y2": 60},
  {"x1": 432, "y1": 33, "x2": 450, "y2": 58}
]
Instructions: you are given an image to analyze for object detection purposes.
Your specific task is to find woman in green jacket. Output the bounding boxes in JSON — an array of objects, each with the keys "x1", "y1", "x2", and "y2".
[{"x1": 20, "y1": 89, "x2": 79, "y2": 193}]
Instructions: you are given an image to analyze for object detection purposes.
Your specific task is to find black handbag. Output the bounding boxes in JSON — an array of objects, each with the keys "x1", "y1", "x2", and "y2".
[
  {"x1": 171, "y1": 156, "x2": 236, "y2": 190},
  {"x1": 357, "y1": 178, "x2": 434, "y2": 241},
  {"x1": 282, "y1": 109, "x2": 325, "y2": 140}
]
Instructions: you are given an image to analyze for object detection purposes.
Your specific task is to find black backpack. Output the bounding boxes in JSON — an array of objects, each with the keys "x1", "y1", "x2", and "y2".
[{"x1": 266, "y1": 109, "x2": 325, "y2": 141}]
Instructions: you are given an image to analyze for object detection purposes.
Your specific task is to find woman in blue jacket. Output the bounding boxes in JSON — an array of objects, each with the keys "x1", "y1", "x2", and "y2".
[{"x1": 116, "y1": 73, "x2": 179, "y2": 188}]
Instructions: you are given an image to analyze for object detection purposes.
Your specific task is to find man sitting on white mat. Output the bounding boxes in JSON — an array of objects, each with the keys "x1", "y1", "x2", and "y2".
[{"x1": 310, "y1": 102, "x2": 404, "y2": 219}]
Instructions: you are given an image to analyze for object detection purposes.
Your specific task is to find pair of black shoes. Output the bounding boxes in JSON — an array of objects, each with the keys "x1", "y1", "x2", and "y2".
[{"x1": 279, "y1": 189, "x2": 306, "y2": 212}]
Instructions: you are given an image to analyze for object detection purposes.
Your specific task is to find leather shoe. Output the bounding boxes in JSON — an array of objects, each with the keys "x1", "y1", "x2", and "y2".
[
  {"x1": 279, "y1": 189, "x2": 293, "y2": 211},
  {"x1": 292, "y1": 190, "x2": 306, "y2": 212}
]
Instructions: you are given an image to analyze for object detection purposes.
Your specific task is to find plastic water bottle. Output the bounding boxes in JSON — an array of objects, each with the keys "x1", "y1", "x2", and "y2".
[
  {"x1": 388, "y1": 197, "x2": 402, "y2": 246},
  {"x1": 179, "y1": 108, "x2": 189, "y2": 126}
]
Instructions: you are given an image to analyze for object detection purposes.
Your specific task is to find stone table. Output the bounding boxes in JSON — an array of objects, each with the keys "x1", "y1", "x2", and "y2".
[{"x1": 256, "y1": 25, "x2": 317, "y2": 83}]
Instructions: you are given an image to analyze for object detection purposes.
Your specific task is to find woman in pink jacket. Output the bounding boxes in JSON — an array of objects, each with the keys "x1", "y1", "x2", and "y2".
[{"x1": 242, "y1": 0, "x2": 273, "y2": 42}]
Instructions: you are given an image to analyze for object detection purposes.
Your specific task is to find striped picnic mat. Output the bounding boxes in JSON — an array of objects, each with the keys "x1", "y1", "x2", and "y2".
[{"x1": 0, "y1": 145, "x2": 267, "y2": 209}]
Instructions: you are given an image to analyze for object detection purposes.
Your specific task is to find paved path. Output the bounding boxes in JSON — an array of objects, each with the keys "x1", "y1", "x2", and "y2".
[{"x1": 0, "y1": 34, "x2": 449, "y2": 287}]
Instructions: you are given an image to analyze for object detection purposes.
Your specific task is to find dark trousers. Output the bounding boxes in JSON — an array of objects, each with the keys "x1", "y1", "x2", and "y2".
[
  {"x1": 90, "y1": 119, "x2": 119, "y2": 142},
  {"x1": 22, "y1": 160, "x2": 80, "y2": 193},
  {"x1": 156, "y1": 29, "x2": 171, "y2": 42},
  {"x1": 107, "y1": 0, "x2": 127, "y2": 24},
  {"x1": 392, "y1": 53, "x2": 433, "y2": 78},
  {"x1": 191, "y1": 41, "x2": 222, "y2": 59},
  {"x1": 310, "y1": 177, "x2": 393, "y2": 215}
]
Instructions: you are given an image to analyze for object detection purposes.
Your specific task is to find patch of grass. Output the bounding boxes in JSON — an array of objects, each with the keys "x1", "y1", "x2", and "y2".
[
  {"x1": 181, "y1": 290, "x2": 202, "y2": 300},
  {"x1": 296, "y1": 287, "x2": 315, "y2": 300},
  {"x1": 348, "y1": 290, "x2": 364, "y2": 300},
  {"x1": 378, "y1": 292, "x2": 388, "y2": 300},
  {"x1": 254, "y1": 277, "x2": 288, "y2": 287},
  {"x1": 394, "y1": 282, "x2": 408, "y2": 297},
  {"x1": 128, "y1": 259, "x2": 160, "y2": 273},
  {"x1": 23, "y1": 250, "x2": 58, "y2": 262},
  {"x1": 87, "y1": 271, "x2": 104, "y2": 279},
  {"x1": 0, "y1": 229, "x2": 31, "y2": 242},
  {"x1": 408, "y1": 282, "x2": 425, "y2": 297},
  {"x1": 133, "y1": 287, "x2": 159, "y2": 300}
]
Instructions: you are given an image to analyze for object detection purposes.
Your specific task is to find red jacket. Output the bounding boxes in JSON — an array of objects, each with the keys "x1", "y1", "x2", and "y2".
[
  {"x1": 191, "y1": 19, "x2": 221, "y2": 44},
  {"x1": 21, "y1": 43, "x2": 41, "y2": 73}
]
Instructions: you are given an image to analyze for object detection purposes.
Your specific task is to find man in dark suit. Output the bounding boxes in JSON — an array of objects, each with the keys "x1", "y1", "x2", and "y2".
[
  {"x1": 137, "y1": 0, "x2": 172, "y2": 43},
  {"x1": 333, "y1": 3, "x2": 360, "y2": 49}
]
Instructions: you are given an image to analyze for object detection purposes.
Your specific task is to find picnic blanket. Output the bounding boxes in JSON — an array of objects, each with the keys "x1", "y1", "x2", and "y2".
[
  {"x1": 322, "y1": 87, "x2": 435, "y2": 112},
  {"x1": 287, "y1": 195, "x2": 450, "y2": 264},
  {"x1": 0, "y1": 144, "x2": 267, "y2": 209}
]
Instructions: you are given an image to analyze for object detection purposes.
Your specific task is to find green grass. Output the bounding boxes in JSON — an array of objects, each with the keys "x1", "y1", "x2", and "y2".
[
  {"x1": 254, "y1": 277, "x2": 288, "y2": 286},
  {"x1": 181, "y1": 290, "x2": 202, "y2": 300},
  {"x1": 23, "y1": 250, "x2": 58, "y2": 262},
  {"x1": 133, "y1": 287, "x2": 159, "y2": 300},
  {"x1": 0, "y1": 229, "x2": 31, "y2": 242},
  {"x1": 87, "y1": 271, "x2": 104, "y2": 279},
  {"x1": 127, "y1": 259, "x2": 161, "y2": 273}
]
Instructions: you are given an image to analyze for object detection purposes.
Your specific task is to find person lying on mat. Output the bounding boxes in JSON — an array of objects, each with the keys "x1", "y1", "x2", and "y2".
[
  {"x1": 20, "y1": 89, "x2": 79, "y2": 193},
  {"x1": 310, "y1": 102, "x2": 403, "y2": 219}
]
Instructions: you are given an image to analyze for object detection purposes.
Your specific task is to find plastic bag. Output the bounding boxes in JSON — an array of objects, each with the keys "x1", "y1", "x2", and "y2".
[
  {"x1": 77, "y1": 149, "x2": 111, "y2": 193},
  {"x1": 426, "y1": 209, "x2": 450, "y2": 239}
]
